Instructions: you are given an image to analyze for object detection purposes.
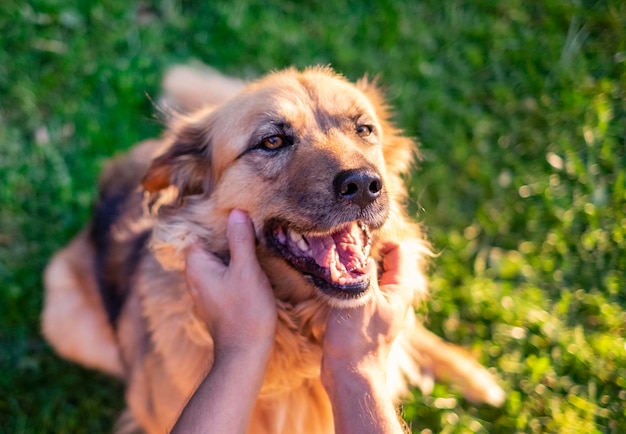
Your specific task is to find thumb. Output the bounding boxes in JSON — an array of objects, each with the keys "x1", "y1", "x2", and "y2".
[
  {"x1": 226, "y1": 209, "x2": 259, "y2": 270},
  {"x1": 184, "y1": 244, "x2": 226, "y2": 294}
]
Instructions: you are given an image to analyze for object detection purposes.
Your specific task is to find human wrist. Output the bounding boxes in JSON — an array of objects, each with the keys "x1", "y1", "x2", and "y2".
[
  {"x1": 213, "y1": 337, "x2": 274, "y2": 366},
  {"x1": 321, "y1": 355, "x2": 402, "y2": 434},
  {"x1": 322, "y1": 338, "x2": 389, "y2": 375},
  {"x1": 321, "y1": 352, "x2": 387, "y2": 393}
]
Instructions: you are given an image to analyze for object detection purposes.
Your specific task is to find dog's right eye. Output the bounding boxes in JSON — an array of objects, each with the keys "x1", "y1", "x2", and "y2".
[
  {"x1": 263, "y1": 136, "x2": 284, "y2": 149},
  {"x1": 257, "y1": 135, "x2": 292, "y2": 151}
]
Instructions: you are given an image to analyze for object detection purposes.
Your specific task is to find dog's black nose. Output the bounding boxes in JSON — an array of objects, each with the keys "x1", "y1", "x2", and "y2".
[{"x1": 334, "y1": 169, "x2": 383, "y2": 208}]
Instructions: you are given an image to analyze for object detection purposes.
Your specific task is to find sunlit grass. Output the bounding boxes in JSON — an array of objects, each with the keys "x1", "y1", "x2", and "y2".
[{"x1": 1, "y1": 1, "x2": 624, "y2": 432}]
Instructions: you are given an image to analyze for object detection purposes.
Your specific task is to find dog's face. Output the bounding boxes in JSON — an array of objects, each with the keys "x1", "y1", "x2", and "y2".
[{"x1": 144, "y1": 67, "x2": 415, "y2": 305}]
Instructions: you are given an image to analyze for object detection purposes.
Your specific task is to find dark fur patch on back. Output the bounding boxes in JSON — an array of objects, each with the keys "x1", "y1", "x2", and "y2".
[{"x1": 90, "y1": 190, "x2": 151, "y2": 326}]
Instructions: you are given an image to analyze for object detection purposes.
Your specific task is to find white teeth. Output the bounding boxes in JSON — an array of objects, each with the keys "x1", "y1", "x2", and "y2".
[
  {"x1": 289, "y1": 229, "x2": 303, "y2": 243},
  {"x1": 276, "y1": 228, "x2": 287, "y2": 244},
  {"x1": 359, "y1": 222, "x2": 372, "y2": 257},
  {"x1": 285, "y1": 228, "x2": 309, "y2": 252},
  {"x1": 297, "y1": 238, "x2": 309, "y2": 252},
  {"x1": 347, "y1": 260, "x2": 365, "y2": 273}
]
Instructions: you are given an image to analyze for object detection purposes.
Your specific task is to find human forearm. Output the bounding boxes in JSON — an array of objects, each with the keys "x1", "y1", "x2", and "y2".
[
  {"x1": 321, "y1": 243, "x2": 416, "y2": 434},
  {"x1": 321, "y1": 358, "x2": 407, "y2": 434},
  {"x1": 171, "y1": 343, "x2": 271, "y2": 434},
  {"x1": 175, "y1": 211, "x2": 277, "y2": 433}
]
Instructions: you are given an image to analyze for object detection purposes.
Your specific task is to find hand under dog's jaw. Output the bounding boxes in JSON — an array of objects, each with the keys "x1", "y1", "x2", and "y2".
[{"x1": 265, "y1": 220, "x2": 374, "y2": 303}]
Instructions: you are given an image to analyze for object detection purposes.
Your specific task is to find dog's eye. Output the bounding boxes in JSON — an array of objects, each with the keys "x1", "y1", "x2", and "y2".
[
  {"x1": 356, "y1": 125, "x2": 373, "y2": 137},
  {"x1": 260, "y1": 135, "x2": 286, "y2": 150}
]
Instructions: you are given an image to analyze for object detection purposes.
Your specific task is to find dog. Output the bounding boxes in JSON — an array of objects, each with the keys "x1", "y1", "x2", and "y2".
[{"x1": 42, "y1": 65, "x2": 504, "y2": 433}]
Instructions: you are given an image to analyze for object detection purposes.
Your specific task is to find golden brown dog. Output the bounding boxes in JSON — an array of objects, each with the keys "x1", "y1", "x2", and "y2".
[{"x1": 42, "y1": 66, "x2": 504, "y2": 433}]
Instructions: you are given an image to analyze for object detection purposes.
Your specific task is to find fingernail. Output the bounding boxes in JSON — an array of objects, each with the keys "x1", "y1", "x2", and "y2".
[{"x1": 229, "y1": 209, "x2": 249, "y2": 224}]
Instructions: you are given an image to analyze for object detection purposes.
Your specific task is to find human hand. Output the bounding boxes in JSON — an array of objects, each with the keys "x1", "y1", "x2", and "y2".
[
  {"x1": 322, "y1": 240, "x2": 418, "y2": 375},
  {"x1": 184, "y1": 209, "x2": 277, "y2": 354},
  {"x1": 320, "y1": 240, "x2": 418, "y2": 434},
  {"x1": 174, "y1": 210, "x2": 277, "y2": 434}
]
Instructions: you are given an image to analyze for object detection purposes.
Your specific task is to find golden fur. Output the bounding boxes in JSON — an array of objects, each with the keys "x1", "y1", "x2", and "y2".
[{"x1": 43, "y1": 66, "x2": 504, "y2": 433}]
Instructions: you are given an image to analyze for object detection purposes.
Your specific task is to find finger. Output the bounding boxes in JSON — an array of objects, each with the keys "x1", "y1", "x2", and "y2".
[
  {"x1": 377, "y1": 240, "x2": 400, "y2": 257},
  {"x1": 184, "y1": 244, "x2": 226, "y2": 291},
  {"x1": 226, "y1": 209, "x2": 260, "y2": 272},
  {"x1": 379, "y1": 240, "x2": 421, "y2": 287},
  {"x1": 378, "y1": 245, "x2": 403, "y2": 287},
  {"x1": 376, "y1": 243, "x2": 416, "y2": 309}
]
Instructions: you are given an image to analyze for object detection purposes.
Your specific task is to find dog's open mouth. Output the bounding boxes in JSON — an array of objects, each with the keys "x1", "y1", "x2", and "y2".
[{"x1": 266, "y1": 220, "x2": 372, "y2": 300}]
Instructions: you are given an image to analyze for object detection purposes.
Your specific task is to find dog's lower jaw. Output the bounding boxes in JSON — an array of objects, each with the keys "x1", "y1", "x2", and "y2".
[
  {"x1": 301, "y1": 272, "x2": 373, "y2": 309},
  {"x1": 319, "y1": 285, "x2": 374, "y2": 309}
]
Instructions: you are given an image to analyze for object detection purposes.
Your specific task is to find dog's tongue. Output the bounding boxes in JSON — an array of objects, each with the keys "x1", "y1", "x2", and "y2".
[{"x1": 306, "y1": 222, "x2": 368, "y2": 283}]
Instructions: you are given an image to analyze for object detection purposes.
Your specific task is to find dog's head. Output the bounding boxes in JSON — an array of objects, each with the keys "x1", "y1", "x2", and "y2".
[{"x1": 143, "y1": 67, "x2": 417, "y2": 307}]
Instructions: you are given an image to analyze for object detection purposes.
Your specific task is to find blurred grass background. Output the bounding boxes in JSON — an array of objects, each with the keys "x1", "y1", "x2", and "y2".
[{"x1": 1, "y1": 0, "x2": 624, "y2": 432}]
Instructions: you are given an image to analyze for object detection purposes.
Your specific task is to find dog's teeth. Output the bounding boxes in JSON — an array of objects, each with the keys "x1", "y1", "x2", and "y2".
[
  {"x1": 363, "y1": 243, "x2": 371, "y2": 257},
  {"x1": 289, "y1": 229, "x2": 303, "y2": 244},
  {"x1": 297, "y1": 238, "x2": 309, "y2": 252},
  {"x1": 360, "y1": 222, "x2": 370, "y2": 236},
  {"x1": 276, "y1": 229, "x2": 287, "y2": 244}
]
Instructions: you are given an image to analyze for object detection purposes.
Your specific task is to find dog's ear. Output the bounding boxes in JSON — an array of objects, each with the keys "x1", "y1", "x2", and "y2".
[
  {"x1": 356, "y1": 77, "x2": 419, "y2": 177},
  {"x1": 142, "y1": 115, "x2": 212, "y2": 202}
]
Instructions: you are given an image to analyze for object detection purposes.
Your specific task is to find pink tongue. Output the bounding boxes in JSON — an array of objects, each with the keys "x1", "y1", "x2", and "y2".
[{"x1": 307, "y1": 222, "x2": 367, "y2": 282}]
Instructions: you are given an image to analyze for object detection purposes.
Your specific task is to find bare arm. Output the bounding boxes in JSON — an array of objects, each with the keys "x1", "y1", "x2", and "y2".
[
  {"x1": 322, "y1": 241, "x2": 417, "y2": 434},
  {"x1": 171, "y1": 210, "x2": 277, "y2": 434},
  {"x1": 322, "y1": 359, "x2": 406, "y2": 434},
  {"x1": 172, "y1": 342, "x2": 272, "y2": 434}
]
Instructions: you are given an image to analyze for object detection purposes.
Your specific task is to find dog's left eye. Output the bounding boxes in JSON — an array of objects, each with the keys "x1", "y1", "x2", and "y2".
[{"x1": 356, "y1": 125, "x2": 373, "y2": 137}]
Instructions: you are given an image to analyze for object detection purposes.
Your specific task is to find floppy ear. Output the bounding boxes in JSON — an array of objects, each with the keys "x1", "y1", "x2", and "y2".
[
  {"x1": 142, "y1": 115, "x2": 213, "y2": 203},
  {"x1": 356, "y1": 77, "x2": 419, "y2": 177}
]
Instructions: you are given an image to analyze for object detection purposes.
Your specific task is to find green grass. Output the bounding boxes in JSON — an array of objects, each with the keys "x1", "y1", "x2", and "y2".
[{"x1": 1, "y1": 0, "x2": 624, "y2": 432}]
